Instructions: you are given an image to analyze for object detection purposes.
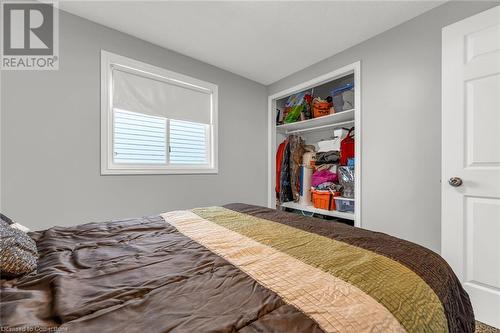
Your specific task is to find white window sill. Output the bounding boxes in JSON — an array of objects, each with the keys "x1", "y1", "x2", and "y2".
[{"x1": 101, "y1": 167, "x2": 219, "y2": 175}]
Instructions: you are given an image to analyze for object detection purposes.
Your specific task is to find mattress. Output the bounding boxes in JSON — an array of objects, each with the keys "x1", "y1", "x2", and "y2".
[{"x1": 1, "y1": 203, "x2": 474, "y2": 333}]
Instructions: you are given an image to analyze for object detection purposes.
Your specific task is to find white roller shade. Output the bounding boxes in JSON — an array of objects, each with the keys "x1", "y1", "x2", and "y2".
[{"x1": 112, "y1": 68, "x2": 212, "y2": 124}]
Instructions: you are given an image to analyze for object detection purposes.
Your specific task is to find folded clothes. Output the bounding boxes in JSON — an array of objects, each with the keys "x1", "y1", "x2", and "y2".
[
  {"x1": 315, "y1": 182, "x2": 343, "y2": 192},
  {"x1": 316, "y1": 182, "x2": 335, "y2": 190},
  {"x1": 311, "y1": 169, "x2": 338, "y2": 187},
  {"x1": 316, "y1": 151, "x2": 340, "y2": 164},
  {"x1": 315, "y1": 163, "x2": 337, "y2": 173}
]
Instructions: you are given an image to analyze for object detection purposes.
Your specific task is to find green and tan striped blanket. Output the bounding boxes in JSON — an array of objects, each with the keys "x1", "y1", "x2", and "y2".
[{"x1": 1, "y1": 203, "x2": 474, "y2": 333}]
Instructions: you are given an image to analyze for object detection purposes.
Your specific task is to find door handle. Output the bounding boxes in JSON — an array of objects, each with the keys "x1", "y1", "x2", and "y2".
[{"x1": 448, "y1": 177, "x2": 463, "y2": 187}]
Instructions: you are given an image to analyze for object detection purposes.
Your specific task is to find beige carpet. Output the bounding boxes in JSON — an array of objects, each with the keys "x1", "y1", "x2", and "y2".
[{"x1": 476, "y1": 321, "x2": 500, "y2": 333}]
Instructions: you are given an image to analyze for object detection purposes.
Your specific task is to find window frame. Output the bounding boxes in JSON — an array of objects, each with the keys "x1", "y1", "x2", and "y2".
[{"x1": 101, "y1": 50, "x2": 218, "y2": 175}]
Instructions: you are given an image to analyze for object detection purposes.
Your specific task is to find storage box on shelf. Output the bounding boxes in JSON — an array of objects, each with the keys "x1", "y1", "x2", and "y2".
[
  {"x1": 334, "y1": 197, "x2": 355, "y2": 213},
  {"x1": 311, "y1": 190, "x2": 342, "y2": 211},
  {"x1": 311, "y1": 190, "x2": 331, "y2": 210},
  {"x1": 331, "y1": 83, "x2": 354, "y2": 112}
]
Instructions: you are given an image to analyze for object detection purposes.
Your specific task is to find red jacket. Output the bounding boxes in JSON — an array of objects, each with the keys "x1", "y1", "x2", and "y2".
[{"x1": 275, "y1": 140, "x2": 287, "y2": 194}]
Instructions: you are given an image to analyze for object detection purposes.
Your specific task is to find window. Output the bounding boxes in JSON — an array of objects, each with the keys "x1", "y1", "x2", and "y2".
[
  {"x1": 113, "y1": 109, "x2": 167, "y2": 165},
  {"x1": 101, "y1": 51, "x2": 218, "y2": 174},
  {"x1": 169, "y1": 119, "x2": 209, "y2": 165}
]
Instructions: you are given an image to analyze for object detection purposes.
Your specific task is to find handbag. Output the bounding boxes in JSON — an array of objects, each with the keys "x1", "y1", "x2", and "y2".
[{"x1": 340, "y1": 128, "x2": 355, "y2": 165}]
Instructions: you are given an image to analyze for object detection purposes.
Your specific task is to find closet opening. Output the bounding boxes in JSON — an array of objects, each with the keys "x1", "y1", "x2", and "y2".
[{"x1": 268, "y1": 62, "x2": 361, "y2": 227}]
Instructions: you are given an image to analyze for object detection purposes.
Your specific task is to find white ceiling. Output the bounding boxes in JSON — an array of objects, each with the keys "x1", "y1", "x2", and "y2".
[{"x1": 60, "y1": 1, "x2": 445, "y2": 85}]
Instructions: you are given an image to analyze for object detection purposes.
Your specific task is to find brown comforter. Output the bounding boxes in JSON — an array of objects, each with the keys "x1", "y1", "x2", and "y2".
[{"x1": 1, "y1": 203, "x2": 474, "y2": 333}]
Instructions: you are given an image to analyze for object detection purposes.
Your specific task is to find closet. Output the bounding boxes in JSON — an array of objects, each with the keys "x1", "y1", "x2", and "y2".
[{"x1": 267, "y1": 62, "x2": 361, "y2": 227}]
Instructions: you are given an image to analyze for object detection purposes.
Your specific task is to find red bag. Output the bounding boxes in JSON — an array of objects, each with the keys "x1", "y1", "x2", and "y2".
[{"x1": 340, "y1": 128, "x2": 355, "y2": 165}]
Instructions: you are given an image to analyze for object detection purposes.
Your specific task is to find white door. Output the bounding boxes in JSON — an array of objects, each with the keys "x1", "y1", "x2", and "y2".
[{"x1": 442, "y1": 5, "x2": 500, "y2": 328}]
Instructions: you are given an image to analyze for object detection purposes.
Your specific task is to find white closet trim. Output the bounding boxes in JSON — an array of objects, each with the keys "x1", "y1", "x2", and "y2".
[{"x1": 267, "y1": 61, "x2": 362, "y2": 227}]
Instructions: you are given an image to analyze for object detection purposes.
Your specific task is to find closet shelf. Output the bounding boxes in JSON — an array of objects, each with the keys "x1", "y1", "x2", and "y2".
[
  {"x1": 276, "y1": 109, "x2": 354, "y2": 134},
  {"x1": 280, "y1": 201, "x2": 355, "y2": 220}
]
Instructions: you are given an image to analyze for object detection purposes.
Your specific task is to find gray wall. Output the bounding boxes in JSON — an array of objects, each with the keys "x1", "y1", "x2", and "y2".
[
  {"x1": 268, "y1": 1, "x2": 499, "y2": 252},
  {"x1": 1, "y1": 10, "x2": 268, "y2": 230},
  {"x1": 3, "y1": 1, "x2": 499, "y2": 251}
]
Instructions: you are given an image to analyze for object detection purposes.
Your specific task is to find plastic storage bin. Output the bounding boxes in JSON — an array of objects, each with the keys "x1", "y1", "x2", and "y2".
[
  {"x1": 311, "y1": 190, "x2": 331, "y2": 210},
  {"x1": 331, "y1": 83, "x2": 354, "y2": 112},
  {"x1": 334, "y1": 197, "x2": 355, "y2": 213},
  {"x1": 329, "y1": 191, "x2": 341, "y2": 210},
  {"x1": 311, "y1": 190, "x2": 341, "y2": 211}
]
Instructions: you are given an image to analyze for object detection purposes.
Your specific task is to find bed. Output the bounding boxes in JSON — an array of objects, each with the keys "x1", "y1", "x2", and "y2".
[{"x1": 1, "y1": 203, "x2": 474, "y2": 333}]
